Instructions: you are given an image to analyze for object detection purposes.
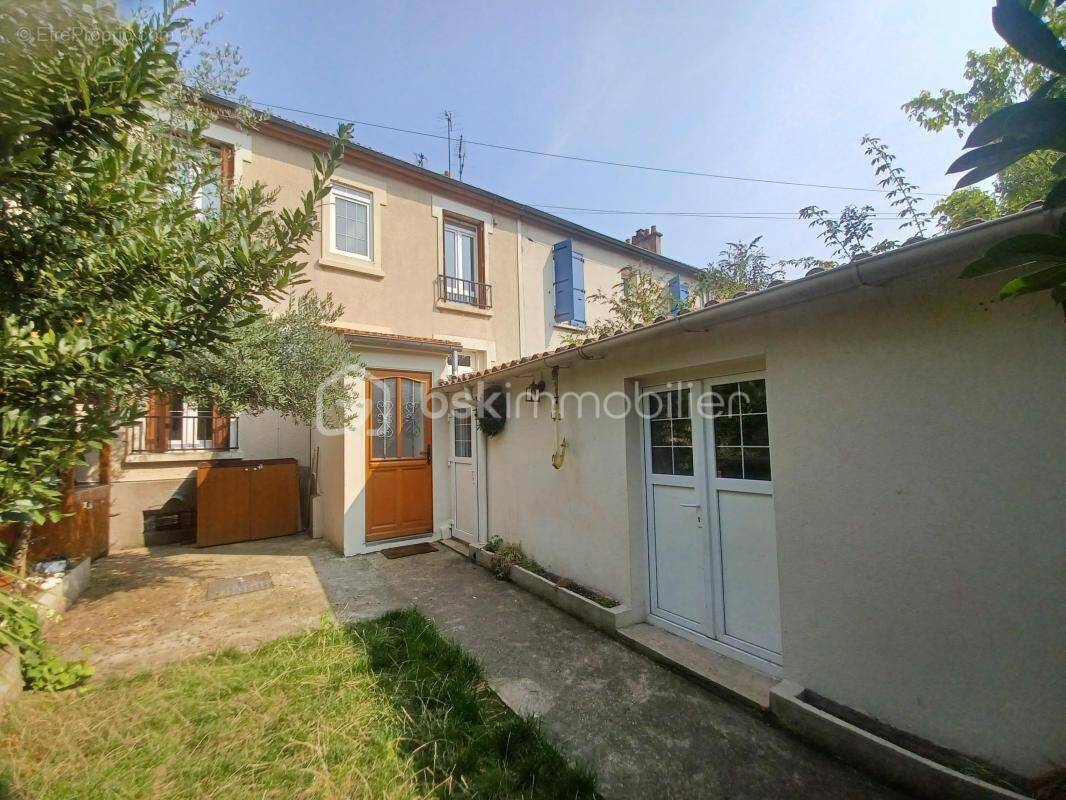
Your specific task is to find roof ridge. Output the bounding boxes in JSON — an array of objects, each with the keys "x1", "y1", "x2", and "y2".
[{"x1": 202, "y1": 93, "x2": 703, "y2": 276}]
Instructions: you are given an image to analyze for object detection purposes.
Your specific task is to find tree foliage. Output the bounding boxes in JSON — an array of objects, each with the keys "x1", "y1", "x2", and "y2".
[
  {"x1": 798, "y1": 204, "x2": 888, "y2": 262},
  {"x1": 164, "y1": 292, "x2": 361, "y2": 426},
  {"x1": 949, "y1": 0, "x2": 1066, "y2": 314},
  {"x1": 563, "y1": 239, "x2": 793, "y2": 346},
  {"x1": 0, "y1": 2, "x2": 346, "y2": 570},
  {"x1": 862, "y1": 135, "x2": 932, "y2": 236},
  {"x1": 930, "y1": 187, "x2": 1002, "y2": 230},
  {"x1": 562, "y1": 268, "x2": 676, "y2": 344},
  {"x1": 904, "y1": 2, "x2": 1066, "y2": 226},
  {"x1": 797, "y1": 137, "x2": 930, "y2": 262},
  {"x1": 691, "y1": 237, "x2": 784, "y2": 302}
]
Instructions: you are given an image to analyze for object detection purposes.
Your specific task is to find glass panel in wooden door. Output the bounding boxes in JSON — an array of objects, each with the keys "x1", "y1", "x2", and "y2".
[
  {"x1": 400, "y1": 379, "x2": 425, "y2": 457},
  {"x1": 370, "y1": 379, "x2": 398, "y2": 459}
]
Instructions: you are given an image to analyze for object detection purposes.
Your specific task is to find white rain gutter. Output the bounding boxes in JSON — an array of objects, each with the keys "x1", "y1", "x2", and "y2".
[{"x1": 438, "y1": 207, "x2": 1059, "y2": 391}]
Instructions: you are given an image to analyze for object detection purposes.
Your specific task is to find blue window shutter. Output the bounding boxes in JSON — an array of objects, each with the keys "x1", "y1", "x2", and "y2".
[
  {"x1": 553, "y1": 240, "x2": 586, "y2": 325},
  {"x1": 668, "y1": 274, "x2": 688, "y2": 314},
  {"x1": 571, "y1": 248, "x2": 586, "y2": 326}
]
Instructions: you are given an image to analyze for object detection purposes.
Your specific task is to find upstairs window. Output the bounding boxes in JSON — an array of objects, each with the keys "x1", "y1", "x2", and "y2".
[
  {"x1": 668, "y1": 274, "x2": 689, "y2": 313},
  {"x1": 194, "y1": 144, "x2": 232, "y2": 214},
  {"x1": 439, "y1": 215, "x2": 489, "y2": 307},
  {"x1": 553, "y1": 239, "x2": 586, "y2": 326},
  {"x1": 330, "y1": 185, "x2": 372, "y2": 260},
  {"x1": 443, "y1": 218, "x2": 480, "y2": 301}
]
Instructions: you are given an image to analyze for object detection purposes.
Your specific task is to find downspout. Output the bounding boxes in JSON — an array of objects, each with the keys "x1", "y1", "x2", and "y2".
[
  {"x1": 516, "y1": 217, "x2": 526, "y2": 356},
  {"x1": 481, "y1": 384, "x2": 490, "y2": 544}
]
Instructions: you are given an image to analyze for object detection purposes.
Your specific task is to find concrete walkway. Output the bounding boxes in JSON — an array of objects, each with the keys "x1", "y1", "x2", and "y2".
[{"x1": 52, "y1": 535, "x2": 909, "y2": 800}]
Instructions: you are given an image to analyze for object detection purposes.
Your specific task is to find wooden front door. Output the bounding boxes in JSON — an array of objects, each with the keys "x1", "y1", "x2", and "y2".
[{"x1": 366, "y1": 370, "x2": 434, "y2": 542}]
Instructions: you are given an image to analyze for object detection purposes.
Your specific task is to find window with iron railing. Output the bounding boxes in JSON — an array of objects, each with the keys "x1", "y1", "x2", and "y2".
[
  {"x1": 436, "y1": 273, "x2": 492, "y2": 308},
  {"x1": 128, "y1": 393, "x2": 238, "y2": 454},
  {"x1": 439, "y1": 216, "x2": 491, "y2": 308}
]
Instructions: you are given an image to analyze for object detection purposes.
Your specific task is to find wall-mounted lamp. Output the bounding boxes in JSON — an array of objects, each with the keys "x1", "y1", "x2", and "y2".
[{"x1": 524, "y1": 379, "x2": 546, "y2": 403}]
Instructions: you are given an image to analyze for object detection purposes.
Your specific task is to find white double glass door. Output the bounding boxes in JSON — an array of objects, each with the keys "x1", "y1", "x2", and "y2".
[{"x1": 642, "y1": 377, "x2": 782, "y2": 670}]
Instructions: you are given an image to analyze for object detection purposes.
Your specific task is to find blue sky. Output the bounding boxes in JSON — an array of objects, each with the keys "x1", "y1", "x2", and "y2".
[{"x1": 173, "y1": 1, "x2": 1002, "y2": 273}]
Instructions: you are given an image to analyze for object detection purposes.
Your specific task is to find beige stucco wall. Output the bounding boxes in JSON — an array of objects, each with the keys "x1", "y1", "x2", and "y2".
[
  {"x1": 519, "y1": 220, "x2": 689, "y2": 354},
  {"x1": 470, "y1": 257, "x2": 1066, "y2": 777},
  {"x1": 241, "y1": 126, "x2": 695, "y2": 365},
  {"x1": 766, "y1": 264, "x2": 1066, "y2": 779},
  {"x1": 241, "y1": 132, "x2": 522, "y2": 365},
  {"x1": 109, "y1": 122, "x2": 699, "y2": 551}
]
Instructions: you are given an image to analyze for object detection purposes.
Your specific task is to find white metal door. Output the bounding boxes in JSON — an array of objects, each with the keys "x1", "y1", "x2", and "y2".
[
  {"x1": 642, "y1": 385, "x2": 712, "y2": 634},
  {"x1": 703, "y1": 376, "x2": 781, "y2": 664},
  {"x1": 643, "y1": 376, "x2": 782, "y2": 671},
  {"x1": 450, "y1": 407, "x2": 479, "y2": 542}
]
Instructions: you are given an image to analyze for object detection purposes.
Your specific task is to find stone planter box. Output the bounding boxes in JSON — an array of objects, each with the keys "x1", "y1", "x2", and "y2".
[
  {"x1": 36, "y1": 557, "x2": 91, "y2": 618},
  {"x1": 470, "y1": 543, "x2": 498, "y2": 572},
  {"x1": 0, "y1": 646, "x2": 20, "y2": 707},
  {"x1": 468, "y1": 543, "x2": 640, "y2": 633},
  {"x1": 770, "y1": 681, "x2": 1032, "y2": 800}
]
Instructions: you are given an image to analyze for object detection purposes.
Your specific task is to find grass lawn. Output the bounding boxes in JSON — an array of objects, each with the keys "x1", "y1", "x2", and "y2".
[{"x1": 0, "y1": 609, "x2": 597, "y2": 800}]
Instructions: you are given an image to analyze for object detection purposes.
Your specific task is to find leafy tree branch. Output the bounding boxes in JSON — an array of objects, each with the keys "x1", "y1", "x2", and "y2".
[{"x1": 0, "y1": 1, "x2": 349, "y2": 572}]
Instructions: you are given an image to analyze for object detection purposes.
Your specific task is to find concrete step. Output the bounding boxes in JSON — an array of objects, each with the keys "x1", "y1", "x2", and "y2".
[
  {"x1": 439, "y1": 537, "x2": 471, "y2": 559},
  {"x1": 617, "y1": 622, "x2": 777, "y2": 711}
]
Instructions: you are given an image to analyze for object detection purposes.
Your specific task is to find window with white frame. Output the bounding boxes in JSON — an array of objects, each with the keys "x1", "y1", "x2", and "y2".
[
  {"x1": 330, "y1": 185, "x2": 372, "y2": 259},
  {"x1": 196, "y1": 145, "x2": 223, "y2": 214},
  {"x1": 443, "y1": 219, "x2": 480, "y2": 304}
]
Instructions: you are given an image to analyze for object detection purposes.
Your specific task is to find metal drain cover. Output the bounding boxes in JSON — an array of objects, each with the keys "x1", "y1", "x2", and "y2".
[{"x1": 205, "y1": 572, "x2": 274, "y2": 601}]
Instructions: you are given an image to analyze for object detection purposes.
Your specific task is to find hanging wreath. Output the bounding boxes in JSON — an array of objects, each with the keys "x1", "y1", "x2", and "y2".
[{"x1": 477, "y1": 385, "x2": 508, "y2": 437}]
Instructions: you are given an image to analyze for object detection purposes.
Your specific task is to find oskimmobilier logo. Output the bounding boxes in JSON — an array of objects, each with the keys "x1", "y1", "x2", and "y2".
[{"x1": 314, "y1": 372, "x2": 751, "y2": 437}]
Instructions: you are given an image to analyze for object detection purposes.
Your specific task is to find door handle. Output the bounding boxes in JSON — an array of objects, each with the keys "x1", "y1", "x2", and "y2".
[
  {"x1": 680, "y1": 501, "x2": 705, "y2": 528},
  {"x1": 426, "y1": 443, "x2": 432, "y2": 464}
]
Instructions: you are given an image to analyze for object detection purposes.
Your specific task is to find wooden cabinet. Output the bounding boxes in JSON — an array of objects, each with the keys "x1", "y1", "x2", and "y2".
[{"x1": 196, "y1": 459, "x2": 300, "y2": 547}]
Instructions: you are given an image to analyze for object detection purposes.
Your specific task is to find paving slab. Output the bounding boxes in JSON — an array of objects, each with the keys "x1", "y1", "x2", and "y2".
[{"x1": 50, "y1": 535, "x2": 911, "y2": 800}]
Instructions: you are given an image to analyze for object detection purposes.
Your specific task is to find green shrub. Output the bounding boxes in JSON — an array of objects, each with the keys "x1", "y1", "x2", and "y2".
[{"x1": 0, "y1": 579, "x2": 92, "y2": 691}]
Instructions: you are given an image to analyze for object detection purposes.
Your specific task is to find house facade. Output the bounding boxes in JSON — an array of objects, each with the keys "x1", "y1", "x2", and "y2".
[
  {"x1": 438, "y1": 208, "x2": 1066, "y2": 781},
  {"x1": 108, "y1": 103, "x2": 702, "y2": 556}
]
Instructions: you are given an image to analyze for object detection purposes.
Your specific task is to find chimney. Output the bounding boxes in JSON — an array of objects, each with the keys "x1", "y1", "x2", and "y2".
[{"x1": 625, "y1": 225, "x2": 662, "y2": 255}]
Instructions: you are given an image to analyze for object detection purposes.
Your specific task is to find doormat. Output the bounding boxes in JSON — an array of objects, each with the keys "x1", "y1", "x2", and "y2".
[
  {"x1": 205, "y1": 572, "x2": 274, "y2": 600},
  {"x1": 381, "y1": 543, "x2": 438, "y2": 559}
]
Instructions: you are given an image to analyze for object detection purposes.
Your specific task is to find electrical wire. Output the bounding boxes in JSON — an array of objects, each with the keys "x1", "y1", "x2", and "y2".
[
  {"x1": 529, "y1": 204, "x2": 912, "y2": 220},
  {"x1": 246, "y1": 97, "x2": 948, "y2": 198}
]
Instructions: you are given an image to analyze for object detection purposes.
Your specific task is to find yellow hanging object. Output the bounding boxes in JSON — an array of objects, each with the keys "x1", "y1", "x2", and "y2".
[
  {"x1": 551, "y1": 434, "x2": 568, "y2": 470},
  {"x1": 550, "y1": 366, "x2": 567, "y2": 469}
]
